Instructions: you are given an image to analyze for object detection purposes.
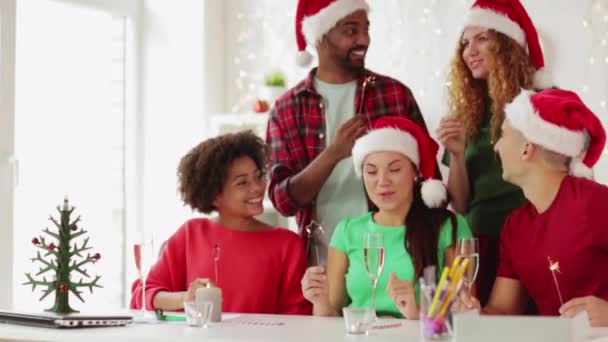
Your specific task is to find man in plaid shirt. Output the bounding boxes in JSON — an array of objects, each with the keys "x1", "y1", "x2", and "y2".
[{"x1": 267, "y1": 0, "x2": 430, "y2": 261}]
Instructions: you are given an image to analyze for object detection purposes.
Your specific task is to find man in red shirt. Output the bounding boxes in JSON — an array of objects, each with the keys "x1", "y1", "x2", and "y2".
[
  {"x1": 267, "y1": 0, "x2": 429, "y2": 258},
  {"x1": 463, "y1": 88, "x2": 608, "y2": 326}
]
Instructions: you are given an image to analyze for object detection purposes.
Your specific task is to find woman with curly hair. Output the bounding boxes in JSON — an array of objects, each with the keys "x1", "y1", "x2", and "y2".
[
  {"x1": 131, "y1": 131, "x2": 311, "y2": 315},
  {"x1": 437, "y1": 0, "x2": 552, "y2": 306}
]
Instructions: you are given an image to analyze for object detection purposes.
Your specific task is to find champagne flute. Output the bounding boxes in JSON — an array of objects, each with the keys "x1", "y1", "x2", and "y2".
[
  {"x1": 133, "y1": 234, "x2": 155, "y2": 319},
  {"x1": 456, "y1": 237, "x2": 479, "y2": 296},
  {"x1": 364, "y1": 232, "x2": 385, "y2": 319}
]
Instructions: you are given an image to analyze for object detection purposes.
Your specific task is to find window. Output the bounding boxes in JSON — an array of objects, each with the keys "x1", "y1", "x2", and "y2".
[
  {"x1": 12, "y1": 0, "x2": 136, "y2": 311},
  {"x1": 0, "y1": 0, "x2": 17, "y2": 311}
]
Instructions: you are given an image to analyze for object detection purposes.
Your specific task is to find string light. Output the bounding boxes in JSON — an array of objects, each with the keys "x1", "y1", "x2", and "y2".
[
  {"x1": 228, "y1": 0, "x2": 608, "y2": 123},
  {"x1": 581, "y1": 0, "x2": 608, "y2": 135}
]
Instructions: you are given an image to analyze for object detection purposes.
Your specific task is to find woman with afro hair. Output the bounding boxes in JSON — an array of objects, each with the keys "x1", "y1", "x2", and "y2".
[{"x1": 131, "y1": 130, "x2": 311, "y2": 315}]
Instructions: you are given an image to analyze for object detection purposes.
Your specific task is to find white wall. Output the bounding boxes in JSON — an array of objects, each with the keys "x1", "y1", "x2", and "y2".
[
  {"x1": 222, "y1": 0, "x2": 608, "y2": 183},
  {"x1": 139, "y1": 0, "x2": 208, "y2": 247},
  {"x1": 0, "y1": 0, "x2": 16, "y2": 310},
  {"x1": 203, "y1": 0, "x2": 226, "y2": 115}
]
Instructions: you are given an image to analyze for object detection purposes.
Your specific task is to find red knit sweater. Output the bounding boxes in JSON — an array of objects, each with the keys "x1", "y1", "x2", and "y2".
[{"x1": 131, "y1": 218, "x2": 311, "y2": 315}]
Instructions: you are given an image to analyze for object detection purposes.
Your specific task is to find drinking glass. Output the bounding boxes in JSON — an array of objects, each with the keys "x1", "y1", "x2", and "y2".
[
  {"x1": 456, "y1": 238, "x2": 480, "y2": 296},
  {"x1": 133, "y1": 234, "x2": 155, "y2": 319},
  {"x1": 364, "y1": 231, "x2": 385, "y2": 319}
]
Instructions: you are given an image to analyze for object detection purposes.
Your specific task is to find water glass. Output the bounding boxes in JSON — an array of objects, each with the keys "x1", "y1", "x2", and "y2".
[
  {"x1": 184, "y1": 300, "x2": 213, "y2": 327},
  {"x1": 342, "y1": 307, "x2": 374, "y2": 335}
]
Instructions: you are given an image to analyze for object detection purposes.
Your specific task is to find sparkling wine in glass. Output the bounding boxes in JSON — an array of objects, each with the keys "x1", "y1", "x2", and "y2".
[
  {"x1": 364, "y1": 232, "x2": 385, "y2": 319},
  {"x1": 133, "y1": 234, "x2": 155, "y2": 319},
  {"x1": 457, "y1": 237, "x2": 479, "y2": 296}
]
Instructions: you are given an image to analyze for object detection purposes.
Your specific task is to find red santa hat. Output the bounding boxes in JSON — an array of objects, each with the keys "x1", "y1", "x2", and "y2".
[
  {"x1": 505, "y1": 88, "x2": 607, "y2": 178},
  {"x1": 352, "y1": 116, "x2": 447, "y2": 208},
  {"x1": 464, "y1": 0, "x2": 552, "y2": 88},
  {"x1": 295, "y1": 0, "x2": 370, "y2": 67}
]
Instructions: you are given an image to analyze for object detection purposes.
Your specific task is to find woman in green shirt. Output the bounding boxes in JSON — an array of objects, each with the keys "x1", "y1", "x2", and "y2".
[
  {"x1": 436, "y1": 0, "x2": 550, "y2": 305},
  {"x1": 301, "y1": 116, "x2": 472, "y2": 319}
]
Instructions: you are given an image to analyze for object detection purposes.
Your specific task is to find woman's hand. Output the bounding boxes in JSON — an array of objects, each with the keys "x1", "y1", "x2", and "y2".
[
  {"x1": 387, "y1": 273, "x2": 419, "y2": 319},
  {"x1": 437, "y1": 116, "x2": 467, "y2": 158},
  {"x1": 301, "y1": 266, "x2": 330, "y2": 307},
  {"x1": 183, "y1": 278, "x2": 214, "y2": 303}
]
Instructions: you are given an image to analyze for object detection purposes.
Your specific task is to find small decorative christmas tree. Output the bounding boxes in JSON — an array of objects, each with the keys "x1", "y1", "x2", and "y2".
[{"x1": 23, "y1": 198, "x2": 102, "y2": 314}]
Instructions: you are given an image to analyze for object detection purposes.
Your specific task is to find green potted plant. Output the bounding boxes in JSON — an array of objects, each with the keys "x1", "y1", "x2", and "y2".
[
  {"x1": 264, "y1": 71, "x2": 287, "y2": 88},
  {"x1": 259, "y1": 71, "x2": 288, "y2": 105}
]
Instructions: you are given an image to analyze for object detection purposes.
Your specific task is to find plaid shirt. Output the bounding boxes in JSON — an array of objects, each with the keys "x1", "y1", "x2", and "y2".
[{"x1": 266, "y1": 68, "x2": 428, "y2": 237}]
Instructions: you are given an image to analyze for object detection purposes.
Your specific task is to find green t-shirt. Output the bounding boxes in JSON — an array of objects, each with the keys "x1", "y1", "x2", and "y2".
[
  {"x1": 330, "y1": 212, "x2": 472, "y2": 318},
  {"x1": 442, "y1": 112, "x2": 527, "y2": 236}
]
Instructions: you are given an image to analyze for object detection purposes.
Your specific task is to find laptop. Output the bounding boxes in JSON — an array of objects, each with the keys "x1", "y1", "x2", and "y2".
[{"x1": 0, "y1": 310, "x2": 133, "y2": 329}]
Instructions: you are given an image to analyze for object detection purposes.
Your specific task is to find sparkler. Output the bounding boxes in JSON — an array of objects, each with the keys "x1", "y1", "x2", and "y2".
[
  {"x1": 357, "y1": 75, "x2": 376, "y2": 129},
  {"x1": 213, "y1": 244, "x2": 221, "y2": 285},
  {"x1": 547, "y1": 256, "x2": 564, "y2": 305},
  {"x1": 305, "y1": 221, "x2": 326, "y2": 266}
]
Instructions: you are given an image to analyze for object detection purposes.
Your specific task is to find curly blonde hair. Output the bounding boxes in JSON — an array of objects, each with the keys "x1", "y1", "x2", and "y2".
[{"x1": 447, "y1": 30, "x2": 536, "y2": 142}]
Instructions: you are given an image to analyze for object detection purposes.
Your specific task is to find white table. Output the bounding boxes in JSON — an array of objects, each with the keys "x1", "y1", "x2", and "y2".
[
  {"x1": 0, "y1": 313, "x2": 607, "y2": 342},
  {"x1": 0, "y1": 314, "x2": 415, "y2": 342}
]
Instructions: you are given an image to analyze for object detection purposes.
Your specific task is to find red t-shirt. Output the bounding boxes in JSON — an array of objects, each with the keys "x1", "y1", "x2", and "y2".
[
  {"x1": 497, "y1": 176, "x2": 608, "y2": 315},
  {"x1": 131, "y1": 218, "x2": 311, "y2": 315}
]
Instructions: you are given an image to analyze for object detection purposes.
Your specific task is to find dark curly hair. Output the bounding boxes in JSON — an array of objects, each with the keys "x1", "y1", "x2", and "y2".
[{"x1": 177, "y1": 130, "x2": 268, "y2": 214}]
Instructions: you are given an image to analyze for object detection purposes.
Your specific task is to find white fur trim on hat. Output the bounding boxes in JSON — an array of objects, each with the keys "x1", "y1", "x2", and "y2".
[
  {"x1": 570, "y1": 158, "x2": 594, "y2": 179},
  {"x1": 296, "y1": 50, "x2": 313, "y2": 67},
  {"x1": 506, "y1": 90, "x2": 586, "y2": 158},
  {"x1": 465, "y1": 7, "x2": 526, "y2": 47},
  {"x1": 302, "y1": 0, "x2": 369, "y2": 47},
  {"x1": 352, "y1": 127, "x2": 419, "y2": 177},
  {"x1": 421, "y1": 179, "x2": 448, "y2": 208}
]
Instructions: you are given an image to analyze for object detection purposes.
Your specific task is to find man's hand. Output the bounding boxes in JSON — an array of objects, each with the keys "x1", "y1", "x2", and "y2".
[
  {"x1": 453, "y1": 288, "x2": 482, "y2": 313},
  {"x1": 560, "y1": 296, "x2": 608, "y2": 327},
  {"x1": 326, "y1": 115, "x2": 367, "y2": 161}
]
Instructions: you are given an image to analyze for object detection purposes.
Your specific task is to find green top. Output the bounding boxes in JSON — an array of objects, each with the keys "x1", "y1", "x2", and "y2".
[
  {"x1": 442, "y1": 111, "x2": 527, "y2": 236},
  {"x1": 330, "y1": 212, "x2": 472, "y2": 318}
]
